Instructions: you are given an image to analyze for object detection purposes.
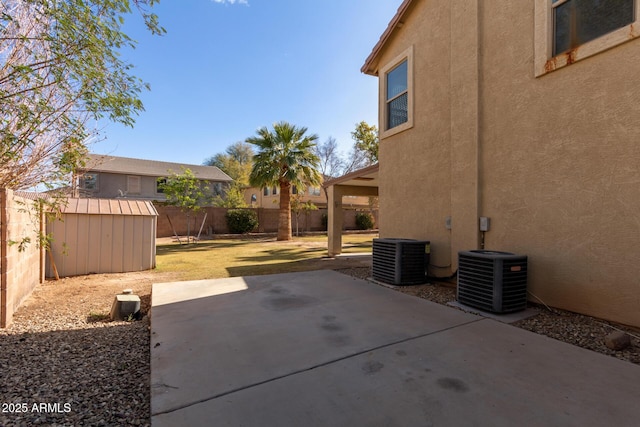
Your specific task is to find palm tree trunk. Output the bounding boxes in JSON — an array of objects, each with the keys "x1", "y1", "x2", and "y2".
[{"x1": 278, "y1": 182, "x2": 292, "y2": 241}]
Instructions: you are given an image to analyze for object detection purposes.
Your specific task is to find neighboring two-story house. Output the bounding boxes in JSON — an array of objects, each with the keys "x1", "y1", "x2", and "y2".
[
  {"x1": 361, "y1": 0, "x2": 640, "y2": 327},
  {"x1": 77, "y1": 154, "x2": 233, "y2": 202}
]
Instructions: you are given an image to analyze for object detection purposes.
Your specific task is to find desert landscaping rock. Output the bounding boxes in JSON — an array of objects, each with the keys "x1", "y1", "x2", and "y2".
[
  {"x1": 605, "y1": 331, "x2": 631, "y2": 351},
  {"x1": 1, "y1": 265, "x2": 639, "y2": 426}
]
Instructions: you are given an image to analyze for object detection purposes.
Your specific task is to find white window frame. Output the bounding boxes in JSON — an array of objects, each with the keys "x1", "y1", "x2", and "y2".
[
  {"x1": 127, "y1": 175, "x2": 141, "y2": 194},
  {"x1": 535, "y1": 0, "x2": 640, "y2": 76},
  {"x1": 379, "y1": 46, "x2": 414, "y2": 139}
]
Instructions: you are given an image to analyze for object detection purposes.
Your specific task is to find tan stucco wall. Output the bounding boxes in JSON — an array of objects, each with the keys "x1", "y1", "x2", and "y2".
[
  {"x1": 376, "y1": 0, "x2": 455, "y2": 272},
  {"x1": 373, "y1": 0, "x2": 640, "y2": 326},
  {"x1": 1, "y1": 190, "x2": 44, "y2": 327},
  {"x1": 478, "y1": 1, "x2": 640, "y2": 326}
]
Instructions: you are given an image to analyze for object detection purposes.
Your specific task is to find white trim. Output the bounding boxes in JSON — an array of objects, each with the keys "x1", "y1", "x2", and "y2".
[
  {"x1": 379, "y1": 45, "x2": 414, "y2": 139},
  {"x1": 535, "y1": 0, "x2": 640, "y2": 77}
]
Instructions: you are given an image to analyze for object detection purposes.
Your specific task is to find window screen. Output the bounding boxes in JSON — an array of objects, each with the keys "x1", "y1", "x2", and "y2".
[
  {"x1": 386, "y1": 60, "x2": 408, "y2": 130},
  {"x1": 553, "y1": 0, "x2": 634, "y2": 55}
]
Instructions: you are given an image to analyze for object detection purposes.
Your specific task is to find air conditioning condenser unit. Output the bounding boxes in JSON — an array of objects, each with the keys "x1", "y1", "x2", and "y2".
[
  {"x1": 457, "y1": 250, "x2": 528, "y2": 313},
  {"x1": 372, "y1": 238, "x2": 430, "y2": 285}
]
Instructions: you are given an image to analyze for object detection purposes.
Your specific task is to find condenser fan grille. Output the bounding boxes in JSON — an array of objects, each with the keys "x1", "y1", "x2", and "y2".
[
  {"x1": 372, "y1": 238, "x2": 429, "y2": 285},
  {"x1": 457, "y1": 250, "x2": 528, "y2": 313}
]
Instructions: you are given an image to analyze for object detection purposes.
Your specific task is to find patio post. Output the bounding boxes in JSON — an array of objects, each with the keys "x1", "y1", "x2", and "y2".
[{"x1": 327, "y1": 185, "x2": 343, "y2": 257}]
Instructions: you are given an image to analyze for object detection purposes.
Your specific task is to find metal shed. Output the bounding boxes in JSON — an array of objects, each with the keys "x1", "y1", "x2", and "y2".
[{"x1": 46, "y1": 198, "x2": 157, "y2": 278}]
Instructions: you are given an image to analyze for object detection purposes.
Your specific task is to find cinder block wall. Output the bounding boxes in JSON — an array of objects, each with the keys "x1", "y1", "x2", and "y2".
[
  {"x1": 155, "y1": 205, "x2": 377, "y2": 238},
  {"x1": 1, "y1": 189, "x2": 44, "y2": 328}
]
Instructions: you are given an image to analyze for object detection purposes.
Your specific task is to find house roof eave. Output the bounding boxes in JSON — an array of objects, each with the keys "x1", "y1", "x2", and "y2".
[
  {"x1": 361, "y1": 0, "x2": 416, "y2": 76},
  {"x1": 80, "y1": 154, "x2": 234, "y2": 182}
]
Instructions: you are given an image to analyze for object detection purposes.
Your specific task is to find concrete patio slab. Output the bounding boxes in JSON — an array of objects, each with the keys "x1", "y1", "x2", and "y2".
[{"x1": 151, "y1": 270, "x2": 640, "y2": 426}]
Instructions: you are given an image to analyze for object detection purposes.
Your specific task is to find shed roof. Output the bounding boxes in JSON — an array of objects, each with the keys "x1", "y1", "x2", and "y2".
[
  {"x1": 361, "y1": 0, "x2": 415, "y2": 75},
  {"x1": 82, "y1": 154, "x2": 233, "y2": 182},
  {"x1": 59, "y1": 198, "x2": 158, "y2": 216}
]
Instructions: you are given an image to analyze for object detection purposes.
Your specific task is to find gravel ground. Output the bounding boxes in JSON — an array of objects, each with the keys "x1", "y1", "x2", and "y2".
[
  {"x1": 1, "y1": 266, "x2": 638, "y2": 426},
  {"x1": 0, "y1": 272, "x2": 163, "y2": 427}
]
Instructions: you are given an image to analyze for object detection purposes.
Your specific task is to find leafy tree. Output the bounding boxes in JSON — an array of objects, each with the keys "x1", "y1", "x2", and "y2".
[
  {"x1": 349, "y1": 121, "x2": 380, "y2": 214},
  {"x1": 291, "y1": 192, "x2": 317, "y2": 236},
  {"x1": 351, "y1": 121, "x2": 379, "y2": 165},
  {"x1": 204, "y1": 141, "x2": 254, "y2": 186},
  {"x1": 247, "y1": 121, "x2": 322, "y2": 241},
  {"x1": 0, "y1": 0, "x2": 164, "y2": 190},
  {"x1": 158, "y1": 168, "x2": 209, "y2": 243},
  {"x1": 205, "y1": 141, "x2": 254, "y2": 208},
  {"x1": 340, "y1": 122, "x2": 378, "y2": 175},
  {"x1": 213, "y1": 185, "x2": 246, "y2": 208}
]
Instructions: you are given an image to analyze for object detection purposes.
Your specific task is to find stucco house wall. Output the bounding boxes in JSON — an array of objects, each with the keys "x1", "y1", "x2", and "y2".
[
  {"x1": 371, "y1": 0, "x2": 455, "y2": 272},
  {"x1": 0, "y1": 190, "x2": 44, "y2": 328},
  {"x1": 87, "y1": 172, "x2": 165, "y2": 200},
  {"x1": 78, "y1": 154, "x2": 233, "y2": 202},
  {"x1": 365, "y1": 0, "x2": 640, "y2": 327}
]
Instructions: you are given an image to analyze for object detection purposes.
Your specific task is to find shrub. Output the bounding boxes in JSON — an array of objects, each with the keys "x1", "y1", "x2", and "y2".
[
  {"x1": 355, "y1": 212, "x2": 375, "y2": 230},
  {"x1": 226, "y1": 209, "x2": 259, "y2": 234}
]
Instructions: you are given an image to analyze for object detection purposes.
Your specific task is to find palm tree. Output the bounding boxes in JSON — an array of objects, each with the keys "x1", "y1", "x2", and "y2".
[{"x1": 247, "y1": 121, "x2": 322, "y2": 241}]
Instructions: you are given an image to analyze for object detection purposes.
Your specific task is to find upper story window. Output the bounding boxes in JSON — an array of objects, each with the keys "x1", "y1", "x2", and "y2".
[
  {"x1": 292, "y1": 185, "x2": 298, "y2": 195},
  {"x1": 156, "y1": 177, "x2": 167, "y2": 194},
  {"x1": 552, "y1": 0, "x2": 634, "y2": 55},
  {"x1": 212, "y1": 182, "x2": 223, "y2": 196},
  {"x1": 535, "y1": 0, "x2": 639, "y2": 76},
  {"x1": 308, "y1": 187, "x2": 321, "y2": 196},
  {"x1": 127, "y1": 175, "x2": 141, "y2": 194},
  {"x1": 263, "y1": 187, "x2": 269, "y2": 196},
  {"x1": 386, "y1": 60, "x2": 408, "y2": 129},
  {"x1": 379, "y1": 46, "x2": 413, "y2": 139},
  {"x1": 82, "y1": 173, "x2": 98, "y2": 191},
  {"x1": 272, "y1": 186, "x2": 278, "y2": 196}
]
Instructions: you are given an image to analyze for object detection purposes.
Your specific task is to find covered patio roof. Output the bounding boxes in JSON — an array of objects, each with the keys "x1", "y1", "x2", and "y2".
[
  {"x1": 323, "y1": 164, "x2": 379, "y2": 256},
  {"x1": 323, "y1": 163, "x2": 379, "y2": 189}
]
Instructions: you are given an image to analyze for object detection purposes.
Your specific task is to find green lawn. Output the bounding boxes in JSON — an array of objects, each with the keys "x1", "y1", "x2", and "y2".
[{"x1": 155, "y1": 233, "x2": 377, "y2": 281}]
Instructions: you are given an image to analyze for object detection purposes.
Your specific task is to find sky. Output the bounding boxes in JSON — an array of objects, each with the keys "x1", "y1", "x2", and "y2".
[{"x1": 91, "y1": 0, "x2": 404, "y2": 166}]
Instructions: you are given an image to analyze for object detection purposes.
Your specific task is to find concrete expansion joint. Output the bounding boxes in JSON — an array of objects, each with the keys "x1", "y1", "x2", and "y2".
[{"x1": 151, "y1": 317, "x2": 486, "y2": 417}]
